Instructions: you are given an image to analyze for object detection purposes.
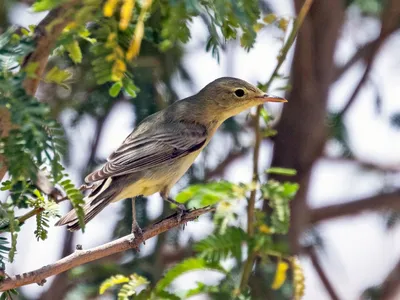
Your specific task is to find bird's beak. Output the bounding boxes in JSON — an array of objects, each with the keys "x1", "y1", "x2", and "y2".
[{"x1": 256, "y1": 94, "x2": 288, "y2": 103}]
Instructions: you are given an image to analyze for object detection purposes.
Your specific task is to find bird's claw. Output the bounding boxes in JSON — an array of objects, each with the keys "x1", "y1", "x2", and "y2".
[
  {"x1": 129, "y1": 224, "x2": 145, "y2": 251},
  {"x1": 176, "y1": 204, "x2": 189, "y2": 229}
]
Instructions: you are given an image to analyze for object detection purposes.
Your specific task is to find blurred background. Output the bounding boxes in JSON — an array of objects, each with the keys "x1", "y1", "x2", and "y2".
[{"x1": 2, "y1": 0, "x2": 400, "y2": 299}]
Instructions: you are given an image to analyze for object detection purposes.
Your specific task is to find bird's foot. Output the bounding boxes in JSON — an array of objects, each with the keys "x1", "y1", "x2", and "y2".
[
  {"x1": 176, "y1": 204, "x2": 190, "y2": 229},
  {"x1": 129, "y1": 223, "x2": 145, "y2": 251}
]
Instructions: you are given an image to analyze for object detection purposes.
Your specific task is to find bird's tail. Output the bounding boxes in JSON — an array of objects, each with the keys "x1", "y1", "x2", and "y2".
[{"x1": 55, "y1": 179, "x2": 119, "y2": 231}]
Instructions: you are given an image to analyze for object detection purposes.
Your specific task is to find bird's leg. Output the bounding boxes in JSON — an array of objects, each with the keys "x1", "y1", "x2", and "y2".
[
  {"x1": 130, "y1": 198, "x2": 145, "y2": 246},
  {"x1": 164, "y1": 196, "x2": 188, "y2": 223}
]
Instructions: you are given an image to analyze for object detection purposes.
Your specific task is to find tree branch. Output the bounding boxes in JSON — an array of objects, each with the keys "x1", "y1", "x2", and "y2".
[
  {"x1": 0, "y1": 206, "x2": 214, "y2": 291},
  {"x1": 305, "y1": 246, "x2": 340, "y2": 300},
  {"x1": 309, "y1": 190, "x2": 400, "y2": 224},
  {"x1": 333, "y1": 28, "x2": 399, "y2": 83},
  {"x1": 22, "y1": 1, "x2": 79, "y2": 96},
  {"x1": 337, "y1": 0, "x2": 400, "y2": 117}
]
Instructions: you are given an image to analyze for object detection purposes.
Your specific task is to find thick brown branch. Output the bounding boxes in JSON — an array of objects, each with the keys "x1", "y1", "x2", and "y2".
[
  {"x1": 0, "y1": 108, "x2": 13, "y2": 181},
  {"x1": 309, "y1": 190, "x2": 400, "y2": 224},
  {"x1": 0, "y1": 207, "x2": 214, "y2": 291}
]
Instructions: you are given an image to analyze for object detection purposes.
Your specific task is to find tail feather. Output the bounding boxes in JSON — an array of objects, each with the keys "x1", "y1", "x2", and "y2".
[
  {"x1": 55, "y1": 197, "x2": 113, "y2": 231},
  {"x1": 55, "y1": 179, "x2": 119, "y2": 231}
]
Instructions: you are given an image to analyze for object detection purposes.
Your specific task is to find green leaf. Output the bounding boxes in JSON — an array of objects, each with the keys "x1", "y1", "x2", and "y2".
[
  {"x1": 194, "y1": 227, "x2": 247, "y2": 263},
  {"x1": 65, "y1": 40, "x2": 83, "y2": 63},
  {"x1": 175, "y1": 181, "x2": 245, "y2": 208},
  {"x1": 32, "y1": 0, "x2": 65, "y2": 12},
  {"x1": 266, "y1": 167, "x2": 297, "y2": 176},
  {"x1": 44, "y1": 66, "x2": 72, "y2": 85},
  {"x1": 109, "y1": 81, "x2": 122, "y2": 97},
  {"x1": 24, "y1": 62, "x2": 39, "y2": 78},
  {"x1": 155, "y1": 258, "x2": 226, "y2": 293}
]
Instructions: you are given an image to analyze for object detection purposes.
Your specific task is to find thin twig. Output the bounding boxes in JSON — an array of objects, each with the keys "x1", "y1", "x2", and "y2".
[
  {"x1": 305, "y1": 246, "x2": 340, "y2": 300},
  {"x1": 0, "y1": 207, "x2": 214, "y2": 291},
  {"x1": 337, "y1": 0, "x2": 400, "y2": 118},
  {"x1": 238, "y1": 0, "x2": 314, "y2": 292}
]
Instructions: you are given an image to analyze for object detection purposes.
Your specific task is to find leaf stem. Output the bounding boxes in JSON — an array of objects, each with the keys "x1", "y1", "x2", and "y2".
[{"x1": 239, "y1": 0, "x2": 313, "y2": 292}]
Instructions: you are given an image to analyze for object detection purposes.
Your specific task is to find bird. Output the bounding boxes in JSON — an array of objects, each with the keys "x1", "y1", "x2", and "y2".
[{"x1": 55, "y1": 77, "x2": 287, "y2": 237}]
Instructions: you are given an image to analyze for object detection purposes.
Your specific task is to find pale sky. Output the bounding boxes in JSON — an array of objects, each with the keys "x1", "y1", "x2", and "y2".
[{"x1": 6, "y1": 1, "x2": 400, "y2": 299}]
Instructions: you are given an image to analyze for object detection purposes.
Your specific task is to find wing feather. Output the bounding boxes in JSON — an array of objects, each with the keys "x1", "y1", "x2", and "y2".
[{"x1": 85, "y1": 121, "x2": 207, "y2": 183}]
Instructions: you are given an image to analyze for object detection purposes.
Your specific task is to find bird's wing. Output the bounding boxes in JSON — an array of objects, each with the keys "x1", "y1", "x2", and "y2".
[{"x1": 85, "y1": 121, "x2": 207, "y2": 183}]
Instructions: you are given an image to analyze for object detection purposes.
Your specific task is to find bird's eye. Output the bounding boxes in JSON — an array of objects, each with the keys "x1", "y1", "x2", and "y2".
[{"x1": 234, "y1": 89, "x2": 245, "y2": 97}]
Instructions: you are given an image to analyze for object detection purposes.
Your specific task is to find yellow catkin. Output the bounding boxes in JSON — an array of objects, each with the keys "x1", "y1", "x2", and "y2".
[
  {"x1": 126, "y1": 20, "x2": 144, "y2": 60},
  {"x1": 103, "y1": 0, "x2": 119, "y2": 17},
  {"x1": 259, "y1": 224, "x2": 272, "y2": 234},
  {"x1": 119, "y1": 0, "x2": 135, "y2": 30},
  {"x1": 271, "y1": 260, "x2": 289, "y2": 290},
  {"x1": 292, "y1": 257, "x2": 305, "y2": 300},
  {"x1": 111, "y1": 59, "x2": 126, "y2": 81},
  {"x1": 126, "y1": 0, "x2": 153, "y2": 60}
]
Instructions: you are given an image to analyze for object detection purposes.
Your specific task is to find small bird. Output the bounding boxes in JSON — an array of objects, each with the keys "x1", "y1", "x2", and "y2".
[{"x1": 55, "y1": 77, "x2": 287, "y2": 236}]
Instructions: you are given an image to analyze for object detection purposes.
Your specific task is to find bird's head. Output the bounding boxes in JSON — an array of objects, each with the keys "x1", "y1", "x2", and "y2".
[{"x1": 198, "y1": 77, "x2": 287, "y2": 119}]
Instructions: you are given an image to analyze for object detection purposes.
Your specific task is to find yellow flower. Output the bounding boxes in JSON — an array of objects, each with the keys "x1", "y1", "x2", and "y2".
[
  {"x1": 259, "y1": 224, "x2": 272, "y2": 234},
  {"x1": 271, "y1": 260, "x2": 289, "y2": 290},
  {"x1": 126, "y1": 21, "x2": 144, "y2": 60},
  {"x1": 111, "y1": 59, "x2": 126, "y2": 81},
  {"x1": 120, "y1": 0, "x2": 135, "y2": 30},
  {"x1": 103, "y1": 0, "x2": 119, "y2": 17},
  {"x1": 292, "y1": 257, "x2": 305, "y2": 300}
]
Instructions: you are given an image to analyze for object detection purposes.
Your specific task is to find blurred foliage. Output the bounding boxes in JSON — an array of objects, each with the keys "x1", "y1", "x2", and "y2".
[{"x1": 0, "y1": 0, "x2": 309, "y2": 299}]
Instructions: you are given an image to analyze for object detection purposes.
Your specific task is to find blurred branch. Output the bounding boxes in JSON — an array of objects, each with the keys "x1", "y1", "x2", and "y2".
[
  {"x1": 337, "y1": 0, "x2": 400, "y2": 118},
  {"x1": 323, "y1": 155, "x2": 400, "y2": 173},
  {"x1": 305, "y1": 246, "x2": 340, "y2": 300},
  {"x1": 333, "y1": 28, "x2": 399, "y2": 82},
  {"x1": 0, "y1": 108, "x2": 14, "y2": 181},
  {"x1": 239, "y1": 0, "x2": 314, "y2": 291},
  {"x1": 0, "y1": 207, "x2": 214, "y2": 291},
  {"x1": 205, "y1": 148, "x2": 250, "y2": 179},
  {"x1": 22, "y1": 1, "x2": 79, "y2": 96},
  {"x1": 309, "y1": 190, "x2": 400, "y2": 224},
  {"x1": 379, "y1": 257, "x2": 400, "y2": 300}
]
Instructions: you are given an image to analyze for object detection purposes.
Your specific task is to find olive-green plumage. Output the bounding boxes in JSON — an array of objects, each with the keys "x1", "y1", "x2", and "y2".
[{"x1": 56, "y1": 77, "x2": 287, "y2": 231}]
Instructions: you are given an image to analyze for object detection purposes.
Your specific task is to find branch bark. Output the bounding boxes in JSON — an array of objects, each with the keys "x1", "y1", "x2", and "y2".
[
  {"x1": 309, "y1": 190, "x2": 400, "y2": 224},
  {"x1": 0, "y1": 108, "x2": 13, "y2": 181},
  {"x1": 0, "y1": 207, "x2": 214, "y2": 291},
  {"x1": 265, "y1": 0, "x2": 344, "y2": 254}
]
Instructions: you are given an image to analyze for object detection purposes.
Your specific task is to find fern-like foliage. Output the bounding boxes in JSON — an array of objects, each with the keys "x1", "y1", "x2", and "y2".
[
  {"x1": 99, "y1": 274, "x2": 148, "y2": 299},
  {"x1": 262, "y1": 180, "x2": 299, "y2": 234},
  {"x1": 194, "y1": 227, "x2": 247, "y2": 263},
  {"x1": 99, "y1": 274, "x2": 130, "y2": 295},
  {"x1": 118, "y1": 274, "x2": 149, "y2": 300},
  {"x1": 155, "y1": 258, "x2": 226, "y2": 293},
  {"x1": 0, "y1": 28, "x2": 85, "y2": 263},
  {"x1": 59, "y1": 178, "x2": 85, "y2": 230}
]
